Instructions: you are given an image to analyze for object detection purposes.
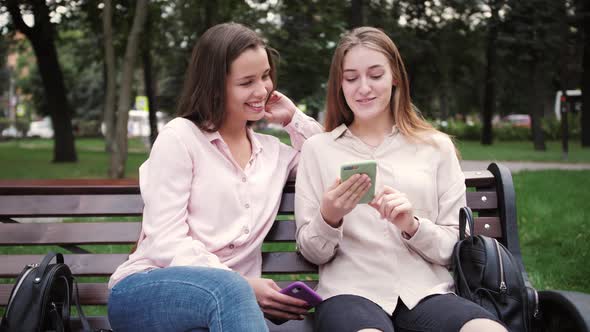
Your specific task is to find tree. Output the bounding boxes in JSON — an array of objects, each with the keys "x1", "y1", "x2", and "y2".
[
  {"x1": 268, "y1": 0, "x2": 345, "y2": 119},
  {"x1": 481, "y1": 0, "x2": 503, "y2": 145},
  {"x1": 102, "y1": 0, "x2": 116, "y2": 153},
  {"x1": 501, "y1": 0, "x2": 570, "y2": 151},
  {"x1": 350, "y1": 0, "x2": 365, "y2": 28},
  {"x1": 104, "y1": 0, "x2": 148, "y2": 178},
  {"x1": 2, "y1": 0, "x2": 77, "y2": 162},
  {"x1": 581, "y1": 0, "x2": 590, "y2": 147}
]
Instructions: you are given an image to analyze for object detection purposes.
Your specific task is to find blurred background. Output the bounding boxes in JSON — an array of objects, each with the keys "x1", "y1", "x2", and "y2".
[{"x1": 0, "y1": 0, "x2": 588, "y2": 175}]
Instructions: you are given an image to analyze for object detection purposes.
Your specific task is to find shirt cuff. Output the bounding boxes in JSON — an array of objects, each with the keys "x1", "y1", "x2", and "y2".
[
  {"x1": 402, "y1": 216, "x2": 433, "y2": 247},
  {"x1": 309, "y1": 210, "x2": 343, "y2": 245},
  {"x1": 284, "y1": 108, "x2": 307, "y2": 132}
]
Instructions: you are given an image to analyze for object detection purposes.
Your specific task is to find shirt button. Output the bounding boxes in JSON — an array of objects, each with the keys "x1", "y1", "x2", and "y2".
[
  {"x1": 242, "y1": 177, "x2": 247, "y2": 182},
  {"x1": 295, "y1": 122, "x2": 299, "y2": 128},
  {"x1": 229, "y1": 244, "x2": 235, "y2": 249},
  {"x1": 244, "y1": 227, "x2": 250, "y2": 234},
  {"x1": 245, "y1": 203, "x2": 250, "y2": 209}
]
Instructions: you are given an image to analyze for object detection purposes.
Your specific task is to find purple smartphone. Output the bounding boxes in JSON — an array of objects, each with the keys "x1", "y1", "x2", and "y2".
[{"x1": 280, "y1": 281, "x2": 323, "y2": 307}]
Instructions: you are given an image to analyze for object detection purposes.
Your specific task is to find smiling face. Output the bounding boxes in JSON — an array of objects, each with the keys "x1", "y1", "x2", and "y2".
[
  {"x1": 341, "y1": 45, "x2": 394, "y2": 125},
  {"x1": 224, "y1": 46, "x2": 273, "y2": 125}
]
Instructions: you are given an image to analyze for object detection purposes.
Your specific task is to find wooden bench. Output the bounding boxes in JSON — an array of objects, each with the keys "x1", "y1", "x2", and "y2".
[{"x1": 1, "y1": 162, "x2": 588, "y2": 332}]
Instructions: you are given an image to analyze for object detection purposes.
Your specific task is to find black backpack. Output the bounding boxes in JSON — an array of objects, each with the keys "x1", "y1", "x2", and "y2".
[
  {"x1": 452, "y1": 207, "x2": 540, "y2": 331},
  {"x1": 0, "y1": 252, "x2": 91, "y2": 332}
]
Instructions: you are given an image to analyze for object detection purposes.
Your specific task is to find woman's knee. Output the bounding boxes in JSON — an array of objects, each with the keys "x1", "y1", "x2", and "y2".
[{"x1": 460, "y1": 318, "x2": 508, "y2": 332}]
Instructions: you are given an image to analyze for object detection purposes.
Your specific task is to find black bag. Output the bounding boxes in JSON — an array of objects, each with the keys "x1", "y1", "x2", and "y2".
[
  {"x1": 452, "y1": 207, "x2": 540, "y2": 331},
  {"x1": 0, "y1": 252, "x2": 92, "y2": 332}
]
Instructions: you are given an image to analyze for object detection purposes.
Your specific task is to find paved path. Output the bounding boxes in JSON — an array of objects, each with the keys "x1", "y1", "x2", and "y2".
[{"x1": 461, "y1": 160, "x2": 590, "y2": 172}]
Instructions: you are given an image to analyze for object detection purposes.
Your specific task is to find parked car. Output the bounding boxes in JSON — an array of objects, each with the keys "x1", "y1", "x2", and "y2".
[
  {"x1": 27, "y1": 117, "x2": 54, "y2": 138},
  {"x1": 1, "y1": 125, "x2": 22, "y2": 138},
  {"x1": 502, "y1": 114, "x2": 531, "y2": 128}
]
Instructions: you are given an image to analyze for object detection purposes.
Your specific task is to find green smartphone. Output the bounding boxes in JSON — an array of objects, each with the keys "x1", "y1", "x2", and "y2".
[{"x1": 340, "y1": 160, "x2": 377, "y2": 204}]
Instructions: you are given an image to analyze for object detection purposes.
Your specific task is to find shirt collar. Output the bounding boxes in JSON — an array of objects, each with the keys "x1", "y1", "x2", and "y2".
[
  {"x1": 246, "y1": 127, "x2": 263, "y2": 155},
  {"x1": 329, "y1": 123, "x2": 399, "y2": 140},
  {"x1": 203, "y1": 127, "x2": 263, "y2": 154}
]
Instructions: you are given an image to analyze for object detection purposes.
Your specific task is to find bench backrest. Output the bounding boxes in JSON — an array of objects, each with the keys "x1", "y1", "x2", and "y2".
[{"x1": 0, "y1": 163, "x2": 522, "y2": 328}]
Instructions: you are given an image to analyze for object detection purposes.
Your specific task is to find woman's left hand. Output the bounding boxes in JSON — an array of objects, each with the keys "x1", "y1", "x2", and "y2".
[
  {"x1": 265, "y1": 91, "x2": 297, "y2": 126},
  {"x1": 369, "y1": 186, "x2": 418, "y2": 236}
]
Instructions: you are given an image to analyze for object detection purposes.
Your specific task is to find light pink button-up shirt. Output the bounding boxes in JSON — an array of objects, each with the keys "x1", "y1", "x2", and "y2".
[{"x1": 108, "y1": 110, "x2": 322, "y2": 289}]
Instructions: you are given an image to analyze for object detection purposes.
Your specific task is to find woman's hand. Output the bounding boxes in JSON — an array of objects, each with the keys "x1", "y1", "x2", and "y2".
[
  {"x1": 320, "y1": 174, "x2": 372, "y2": 227},
  {"x1": 369, "y1": 186, "x2": 418, "y2": 236},
  {"x1": 245, "y1": 277, "x2": 309, "y2": 321},
  {"x1": 264, "y1": 91, "x2": 297, "y2": 126}
]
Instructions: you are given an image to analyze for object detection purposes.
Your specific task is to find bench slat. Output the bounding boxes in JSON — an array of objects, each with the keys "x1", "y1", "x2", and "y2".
[
  {"x1": 0, "y1": 179, "x2": 140, "y2": 195},
  {"x1": 0, "y1": 222, "x2": 141, "y2": 245},
  {"x1": 463, "y1": 170, "x2": 494, "y2": 187},
  {"x1": 466, "y1": 191, "x2": 497, "y2": 210},
  {"x1": 0, "y1": 217, "x2": 500, "y2": 245},
  {"x1": 0, "y1": 252, "x2": 317, "y2": 277},
  {"x1": 0, "y1": 195, "x2": 144, "y2": 217},
  {"x1": 0, "y1": 254, "x2": 128, "y2": 277},
  {"x1": 474, "y1": 217, "x2": 502, "y2": 238},
  {"x1": 262, "y1": 252, "x2": 318, "y2": 274}
]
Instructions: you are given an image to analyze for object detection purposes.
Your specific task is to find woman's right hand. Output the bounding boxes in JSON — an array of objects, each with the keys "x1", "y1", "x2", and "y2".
[
  {"x1": 245, "y1": 277, "x2": 309, "y2": 321},
  {"x1": 320, "y1": 174, "x2": 372, "y2": 227}
]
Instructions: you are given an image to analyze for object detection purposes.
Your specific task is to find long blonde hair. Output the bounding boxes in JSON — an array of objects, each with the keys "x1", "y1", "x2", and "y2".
[{"x1": 325, "y1": 27, "x2": 435, "y2": 140}]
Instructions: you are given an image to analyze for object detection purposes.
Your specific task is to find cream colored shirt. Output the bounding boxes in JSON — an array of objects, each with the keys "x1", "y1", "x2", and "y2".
[
  {"x1": 295, "y1": 124, "x2": 466, "y2": 314},
  {"x1": 108, "y1": 110, "x2": 323, "y2": 289}
]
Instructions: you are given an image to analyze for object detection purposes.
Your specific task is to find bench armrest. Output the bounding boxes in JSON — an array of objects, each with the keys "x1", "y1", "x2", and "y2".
[{"x1": 538, "y1": 290, "x2": 590, "y2": 332}]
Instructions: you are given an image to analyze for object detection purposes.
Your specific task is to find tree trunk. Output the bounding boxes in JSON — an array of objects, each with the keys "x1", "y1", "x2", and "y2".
[
  {"x1": 109, "y1": 0, "x2": 149, "y2": 178},
  {"x1": 481, "y1": 0, "x2": 500, "y2": 145},
  {"x1": 6, "y1": 0, "x2": 77, "y2": 162},
  {"x1": 350, "y1": 0, "x2": 364, "y2": 28},
  {"x1": 103, "y1": 0, "x2": 116, "y2": 153},
  {"x1": 142, "y1": 12, "x2": 158, "y2": 147},
  {"x1": 582, "y1": 0, "x2": 590, "y2": 147},
  {"x1": 528, "y1": 61, "x2": 546, "y2": 151}
]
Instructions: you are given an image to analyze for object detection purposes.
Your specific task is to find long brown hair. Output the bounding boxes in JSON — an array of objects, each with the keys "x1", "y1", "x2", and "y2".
[
  {"x1": 176, "y1": 22, "x2": 277, "y2": 132},
  {"x1": 325, "y1": 27, "x2": 435, "y2": 140}
]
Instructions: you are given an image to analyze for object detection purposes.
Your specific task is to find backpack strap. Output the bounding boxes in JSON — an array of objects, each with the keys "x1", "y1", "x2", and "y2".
[
  {"x1": 33, "y1": 252, "x2": 64, "y2": 284},
  {"x1": 459, "y1": 207, "x2": 475, "y2": 240},
  {"x1": 72, "y1": 278, "x2": 92, "y2": 332},
  {"x1": 454, "y1": 207, "x2": 476, "y2": 300},
  {"x1": 49, "y1": 302, "x2": 65, "y2": 332}
]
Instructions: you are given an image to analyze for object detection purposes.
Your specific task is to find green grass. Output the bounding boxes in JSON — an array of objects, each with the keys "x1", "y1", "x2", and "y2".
[
  {"x1": 0, "y1": 138, "x2": 147, "y2": 179},
  {"x1": 457, "y1": 140, "x2": 590, "y2": 163},
  {"x1": 514, "y1": 170, "x2": 590, "y2": 293}
]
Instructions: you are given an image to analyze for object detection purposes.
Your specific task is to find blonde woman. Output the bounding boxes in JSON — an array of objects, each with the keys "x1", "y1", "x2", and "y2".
[{"x1": 295, "y1": 27, "x2": 507, "y2": 332}]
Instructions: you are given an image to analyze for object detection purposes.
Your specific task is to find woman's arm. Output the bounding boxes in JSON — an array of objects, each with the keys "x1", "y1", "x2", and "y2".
[
  {"x1": 264, "y1": 91, "x2": 323, "y2": 152},
  {"x1": 138, "y1": 127, "x2": 230, "y2": 270},
  {"x1": 294, "y1": 141, "x2": 344, "y2": 265},
  {"x1": 398, "y1": 136, "x2": 466, "y2": 266}
]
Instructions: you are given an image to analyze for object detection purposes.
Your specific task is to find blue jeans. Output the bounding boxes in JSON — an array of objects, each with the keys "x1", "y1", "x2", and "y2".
[{"x1": 107, "y1": 266, "x2": 268, "y2": 332}]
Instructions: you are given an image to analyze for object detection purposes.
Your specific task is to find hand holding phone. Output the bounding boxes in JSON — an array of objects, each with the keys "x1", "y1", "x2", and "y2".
[
  {"x1": 340, "y1": 160, "x2": 377, "y2": 204},
  {"x1": 269, "y1": 281, "x2": 323, "y2": 325},
  {"x1": 280, "y1": 281, "x2": 323, "y2": 307}
]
